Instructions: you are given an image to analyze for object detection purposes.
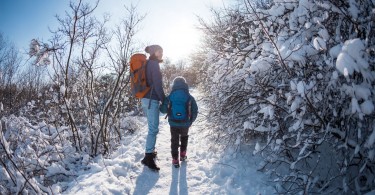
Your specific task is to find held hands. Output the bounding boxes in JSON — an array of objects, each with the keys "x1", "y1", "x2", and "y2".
[{"x1": 159, "y1": 98, "x2": 169, "y2": 114}]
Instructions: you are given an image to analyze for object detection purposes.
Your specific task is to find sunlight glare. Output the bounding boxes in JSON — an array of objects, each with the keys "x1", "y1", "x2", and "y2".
[{"x1": 160, "y1": 24, "x2": 201, "y2": 61}]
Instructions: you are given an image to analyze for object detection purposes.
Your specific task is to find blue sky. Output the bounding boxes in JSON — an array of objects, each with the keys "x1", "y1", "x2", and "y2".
[{"x1": 0, "y1": 0, "x2": 227, "y2": 62}]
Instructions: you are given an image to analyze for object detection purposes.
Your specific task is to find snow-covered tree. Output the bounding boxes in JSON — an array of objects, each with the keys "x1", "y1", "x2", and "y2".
[
  {"x1": 161, "y1": 58, "x2": 200, "y2": 93},
  {"x1": 28, "y1": 1, "x2": 143, "y2": 156},
  {"x1": 0, "y1": 33, "x2": 22, "y2": 113},
  {"x1": 1, "y1": 1, "x2": 145, "y2": 194},
  {"x1": 199, "y1": 0, "x2": 375, "y2": 193}
]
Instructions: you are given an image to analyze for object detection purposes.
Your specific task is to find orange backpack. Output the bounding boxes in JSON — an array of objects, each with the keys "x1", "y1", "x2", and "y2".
[{"x1": 129, "y1": 53, "x2": 150, "y2": 98}]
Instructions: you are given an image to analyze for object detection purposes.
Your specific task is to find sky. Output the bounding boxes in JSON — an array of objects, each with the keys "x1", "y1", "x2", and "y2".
[{"x1": 0, "y1": 0, "x2": 229, "y2": 62}]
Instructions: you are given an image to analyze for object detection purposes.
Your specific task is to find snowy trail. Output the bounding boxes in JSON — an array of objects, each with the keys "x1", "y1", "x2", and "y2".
[{"x1": 63, "y1": 90, "x2": 274, "y2": 195}]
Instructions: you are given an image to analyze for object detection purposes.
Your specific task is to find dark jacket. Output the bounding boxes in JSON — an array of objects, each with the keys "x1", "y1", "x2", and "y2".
[
  {"x1": 145, "y1": 59, "x2": 165, "y2": 101},
  {"x1": 160, "y1": 80, "x2": 198, "y2": 127}
]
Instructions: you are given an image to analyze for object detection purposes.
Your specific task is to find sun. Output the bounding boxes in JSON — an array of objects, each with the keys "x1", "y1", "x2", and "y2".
[{"x1": 160, "y1": 23, "x2": 201, "y2": 62}]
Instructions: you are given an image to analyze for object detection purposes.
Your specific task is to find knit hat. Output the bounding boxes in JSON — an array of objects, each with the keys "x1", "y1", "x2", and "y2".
[
  {"x1": 173, "y1": 76, "x2": 186, "y2": 85},
  {"x1": 145, "y1": 45, "x2": 163, "y2": 55},
  {"x1": 171, "y1": 76, "x2": 188, "y2": 91}
]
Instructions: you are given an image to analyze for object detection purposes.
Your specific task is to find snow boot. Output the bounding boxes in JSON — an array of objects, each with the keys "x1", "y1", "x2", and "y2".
[
  {"x1": 141, "y1": 153, "x2": 160, "y2": 171},
  {"x1": 152, "y1": 151, "x2": 157, "y2": 159},
  {"x1": 172, "y1": 158, "x2": 180, "y2": 168},
  {"x1": 180, "y1": 150, "x2": 187, "y2": 161}
]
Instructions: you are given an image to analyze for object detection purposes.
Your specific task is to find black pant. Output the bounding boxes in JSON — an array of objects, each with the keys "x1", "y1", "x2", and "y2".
[{"x1": 170, "y1": 126, "x2": 189, "y2": 159}]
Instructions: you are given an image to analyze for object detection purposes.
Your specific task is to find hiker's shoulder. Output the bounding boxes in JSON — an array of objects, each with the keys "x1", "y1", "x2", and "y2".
[{"x1": 147, "y1": 59, "x2": 159, "y2": 66}]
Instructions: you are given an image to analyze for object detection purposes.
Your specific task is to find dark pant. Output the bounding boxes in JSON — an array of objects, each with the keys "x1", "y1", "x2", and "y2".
[{"x1": 170, "y1": 126, "x2": 189, "y2": 159}]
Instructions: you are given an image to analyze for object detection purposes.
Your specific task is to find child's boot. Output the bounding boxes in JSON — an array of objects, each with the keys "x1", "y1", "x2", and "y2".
[
  {"x1": 172, "y1": 157, "x2": 180, "y2": 168},
  {"x1": 180, "y1": 150, "x2": 187, "y2": 161},
  {"x1": 172, "y1": 152, "x2": 180, "y2": 168}
]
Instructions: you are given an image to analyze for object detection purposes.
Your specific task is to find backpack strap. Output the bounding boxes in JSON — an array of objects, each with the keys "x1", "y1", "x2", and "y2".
[
  {"x1": 145, "y1": 60, "x2": 150, "y2": 87},
  {"x1": 186, "y1": 95, "x2": 192, "y2": 121},
  {"x1": 148, "y1": 86, "x2": 154, "y2": 109},
  {"x1": 144, "y1": 60, "x2": 154, "y2": 109}
]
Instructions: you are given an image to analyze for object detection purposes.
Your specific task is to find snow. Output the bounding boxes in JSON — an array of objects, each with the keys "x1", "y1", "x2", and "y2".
[
  {"x1": 369, "y1": 150, "x2": 375, "y2": 161},
  {"x1": 332, "y1": 71, "x2": 339, "y2": 80},
  {"x1": 354, "y1": 84, "x2": 372, "y2": 100},
  {"x1": 297, "y1": 81, "x2": 305, "y2": 96},
  {"x1": 60, "y1": 85, "x2": 66, "y2": 95},
  {"x1": 266, "y1": 5, "x2": 285, "y2": 17},
  {"x1": 329, "y1": 44, "x2": 342, "y2": 59},
  {"x1": 258, "y1": 105, "x2": 275, "y2": 119},
  {"x1": 366, "y1": 128, "x2": 375, "y2": 148},
  {"x1": 336, "y1": 39, "x2": 369, "y2": 77},
  {"x1": 304, "y1": 22, "x2": 312, "y2": 29},
  {"x1": 249, "y1": 58, "x2": 271, "y2": 74},
  {"x1": 0, "y1": 132, "x2": 10, "y2": 155},
  {"x1": 84, "y1": 96, "x2": 89, "y2": 107},
  {"x1": 360, "y1": 100, "x2": 374, "y2": 115},
  {"x1": 343, "y1": 39, "x2": 366, "y2": 65},
  {"x1": 1, "y1": 0, "x2": 373, "y2": 193},
  {"x1": 197, "y1": 0, "x2": 375, "y2": 193},
  {"x1": 290, "y1": 80, "x2": 297, "y2": 91},
  {"x1": 46, "y1": 163, "x2": 73, "y2": 177},
  {"x1": 29, "y1": 39, "x2": 40, "y2": 56},
  {"x1": 248, "y1": 98, "x2": 257, "y2": 105},
  {"x1": 62, "y1": 90, "x2": 274, "y2": 194},
  {"x1": 336, "y1": 52, "x2": 356, "y2": 77},
  {"x1": 290, "y1": 97, "x2": 302, "y2": 118},
  {"x1": 253, "y1": 142, "x2": 261, "y2": 155},
  {"x1": 244, "y1": 121, "x2": 255, "y2": 129},
  {"x1": 351, "y1": 98, "x2": 361, "y2": 114},
  {"x1": 348, "y1": 0, "x2": 359, "y2": 20},
  {"x1": 313, "y1": 37, "x2": 326, "y2": 51},
  {"x1": 318, "y1": 28, "x2": 329, "y2": 40},
  {"x1": 254, "y1": 125, "x2": 269, "y2": 132}
]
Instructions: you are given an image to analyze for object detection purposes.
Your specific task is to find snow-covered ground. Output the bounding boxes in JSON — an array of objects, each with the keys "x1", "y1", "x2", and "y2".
[{"x1": 63, "y1": 90, "x2": 274, "y2": 195}]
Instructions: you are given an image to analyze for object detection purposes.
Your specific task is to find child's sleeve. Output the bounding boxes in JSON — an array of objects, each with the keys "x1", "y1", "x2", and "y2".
[
  {"x1": 191, "y1": 96, "x2": 198, "y2": 122},
  {"x1": 159, "y1": 97, "x2": 169, "y2": 114}
]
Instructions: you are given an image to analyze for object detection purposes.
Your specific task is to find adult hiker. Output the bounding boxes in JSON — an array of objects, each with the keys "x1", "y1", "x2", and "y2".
[{"x1": 140, "y1": 45, "x2": 165, "y2": 171}]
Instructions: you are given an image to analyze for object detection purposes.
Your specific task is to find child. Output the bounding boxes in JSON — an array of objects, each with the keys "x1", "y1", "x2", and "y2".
[{"x1": 160, "y1": 76, "x2": 198, "y2": 168}]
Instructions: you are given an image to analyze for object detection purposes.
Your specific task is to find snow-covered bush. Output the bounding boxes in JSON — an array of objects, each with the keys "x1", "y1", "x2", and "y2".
[
  {"x1": 0, "y1": 115, "x2": 80, "y2": 194},
  {"x1": 199, "y1": 0, "x2": 375, "y2": 193},
  {"x1": 0, "y1": 92, "x2": 142, "y2": 194},
  {"x1": 0, "y1": 1, "x2": 145, "y2": 194}
]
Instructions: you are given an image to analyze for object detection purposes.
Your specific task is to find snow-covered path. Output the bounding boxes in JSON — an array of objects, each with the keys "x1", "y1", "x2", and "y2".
[{"x1": 63, "y1": 90, "x2": 274, "y2": 195}]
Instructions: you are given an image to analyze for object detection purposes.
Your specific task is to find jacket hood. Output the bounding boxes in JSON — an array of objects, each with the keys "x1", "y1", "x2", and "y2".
[{"x1": 171, "y1": 78, "x2": 189, "y2": 91}]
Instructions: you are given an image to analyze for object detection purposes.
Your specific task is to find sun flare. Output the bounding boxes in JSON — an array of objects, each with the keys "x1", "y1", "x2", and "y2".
[{"x1": 161, "y1": 24, "x2": 201, "y2": 61}]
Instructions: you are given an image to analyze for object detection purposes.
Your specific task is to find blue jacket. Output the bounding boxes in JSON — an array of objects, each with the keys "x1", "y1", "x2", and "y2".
[
  {"x1": 145, "y1": 59, "x2": 165, "y2": 101},
  {"x1": 160, "y1": 80, "x2": 198, "y2": 127}
]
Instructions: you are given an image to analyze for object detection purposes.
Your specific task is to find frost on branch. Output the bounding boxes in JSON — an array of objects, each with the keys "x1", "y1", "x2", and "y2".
[{"x1": 29, "y1": 39, "x2": 51, "y2": 66}]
